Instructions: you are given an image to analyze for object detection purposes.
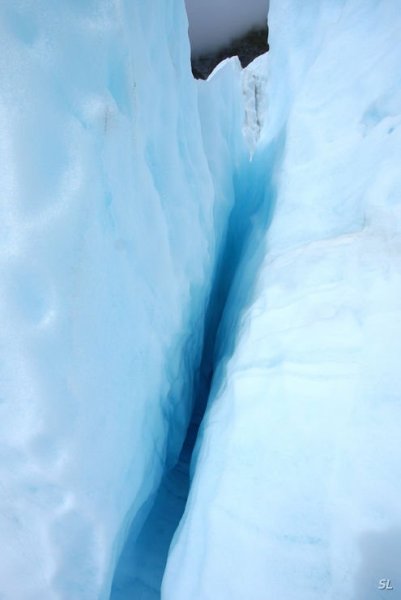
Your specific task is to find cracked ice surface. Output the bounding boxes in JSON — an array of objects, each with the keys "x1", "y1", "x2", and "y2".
[{"x1": 162, "y1": 1, "x2": 401, "y2": 599}]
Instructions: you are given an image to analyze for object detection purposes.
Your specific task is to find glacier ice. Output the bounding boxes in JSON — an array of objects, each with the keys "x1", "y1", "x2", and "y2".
[
  {"x1": 110, "y1": 56, "x2": 249, "y2": 599},
  {"x1": 0, "y1": 1, "x2": 244, "y2": 598},
  {"x1": 1, "y1": 0, "x2": 401, "y2": 599},
  {"x1": 162, "y1": 1, "x2": 401, "y2": 600}
]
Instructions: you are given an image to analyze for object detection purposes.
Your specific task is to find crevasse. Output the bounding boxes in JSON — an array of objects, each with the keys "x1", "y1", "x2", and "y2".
[
  {"x1": 111, "y1": 53, "x2": 270, "y2": 599},
  {"x1": 1, "y1": 1, "x2": 401, "y2": 599}
]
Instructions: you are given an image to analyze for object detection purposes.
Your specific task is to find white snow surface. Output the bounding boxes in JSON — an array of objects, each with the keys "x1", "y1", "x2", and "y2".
[
  {"x1": 162, "y1": 1, "x2": 401, "y2": 599},
  {"x1": 0, "y1": 1, "x2": 248, "y2": 598}
]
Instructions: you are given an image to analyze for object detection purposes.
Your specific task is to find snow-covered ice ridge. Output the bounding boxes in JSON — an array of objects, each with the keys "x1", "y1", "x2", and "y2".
[{"x1": 1, "y1": 1, "x2": 401, "y2": 600}]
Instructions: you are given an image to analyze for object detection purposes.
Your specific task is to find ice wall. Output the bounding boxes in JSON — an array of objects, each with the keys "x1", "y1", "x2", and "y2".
[
  {"x1": 110, "y1": 57, "x2": 248, "y2": 599},
  {"x1": 0, "y1": 1, "x2": 243, "y2": 598},
  {"x1": 163, "y1": 1, "x2": 401, "y2": 599}
]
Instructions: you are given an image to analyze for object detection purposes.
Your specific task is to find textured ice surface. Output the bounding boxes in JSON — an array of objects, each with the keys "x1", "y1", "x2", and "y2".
[
  {"x1": 242, "y1": 53, "x2": 269, "y2": 153},
  {"x1": 163, "y1": 1, "x2": 401, "y2": 599},
  {"x1": 0, "y1": 1, "x2": 245, "y2": 598}
]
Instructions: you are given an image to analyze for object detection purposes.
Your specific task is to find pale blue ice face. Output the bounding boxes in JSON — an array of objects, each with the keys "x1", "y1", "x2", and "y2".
[{"x1": 0, "y1": 0, "x2": 237, "y2": 597}]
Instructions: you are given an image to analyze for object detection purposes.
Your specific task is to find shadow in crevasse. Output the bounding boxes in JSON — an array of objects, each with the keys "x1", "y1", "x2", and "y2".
[
  {"x1": 354, "y1": 527, "x2": 401, "y2": 600},
  {"x1": 110, "y1": 111, "x2": 286, "y2": 597}
]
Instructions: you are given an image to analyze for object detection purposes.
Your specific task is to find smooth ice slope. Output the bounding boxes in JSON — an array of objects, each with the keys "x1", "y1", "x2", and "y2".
[
  {"x1": 0, "y1": 1, "x2": 243, "y2": 598},
  {"x1": 163, "y1": 1, "x2": 401, "y2": 599}
]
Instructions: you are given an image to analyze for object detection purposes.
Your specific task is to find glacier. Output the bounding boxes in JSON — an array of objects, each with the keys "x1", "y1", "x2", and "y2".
[
  {"x1": 163, "y1": 1, "x2": 401, "y2": 600},
  {"x1": 1, "y1": 0, "x2": 401, "y2": 599},
  {"x1": 0, "y1": 1, "x2": 243, "y2": 597}
]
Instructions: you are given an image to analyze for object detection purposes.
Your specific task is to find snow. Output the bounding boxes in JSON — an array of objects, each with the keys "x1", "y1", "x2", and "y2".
[
  {"x1": 185, "y1": 0, "x2": 268, "y2": 56},
  {"x1": 162, "y1": 1, "x2": 401, "y2": 599}
]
